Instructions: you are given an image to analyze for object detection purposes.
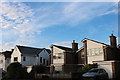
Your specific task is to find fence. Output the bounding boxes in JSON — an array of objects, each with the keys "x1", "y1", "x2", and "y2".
[{"x1": 35, "y1": 73, "x2": 71, "y2": 79}]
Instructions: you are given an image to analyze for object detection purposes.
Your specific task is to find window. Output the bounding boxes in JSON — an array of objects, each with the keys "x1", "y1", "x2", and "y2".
[
  {"x1": 0, "y1": 60, "x2": 3, "y2": 63},
  {"x1": 58, "y1": 53, "x2": 62, "y2": 55},
  {"x1": 40, "y1": 57, "x2": 42, "y2": 63},
  {"x1": 14, "y1": 57, "x2": 18, "y2": 61},
  {"x1": 87, "y1": 47, "x2": 103, "y2": 56},
  {"x1": 99, "y1": 48, "x2": 103, "y2": 54},
  {"x1": 23, "y1": 56, "x2": 26, "y2": 61},
  {"x1": 58, "y1": 56, "x2": 61, "y2": 59},
  {"x1": 53, "y1": 56, "x2": 56, "y2": 59},
  {"x1": 43, "y1": 59, "x2": 45, "y2": 64},
  {"x1": 81, "y1": 52, "x2": 85, "y2": 58},
  {"x1": 46, "y1": 60, "x2": 49, "y2": 65}
]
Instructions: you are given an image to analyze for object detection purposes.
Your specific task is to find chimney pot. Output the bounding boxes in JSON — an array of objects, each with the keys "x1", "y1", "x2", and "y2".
[{"x1": 110, "y1": 34, "x2": 117, "y2": 48}]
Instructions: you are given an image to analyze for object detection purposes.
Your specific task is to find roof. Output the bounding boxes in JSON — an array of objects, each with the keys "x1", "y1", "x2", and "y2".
[
  {"x1": 51, "y1": 45, "x2": 72, "y2": 51},
  {"x1": 1, "y1": 51, "x2": 12, "y2": 59},
  {"x1": 16, "y1": 45, "x2": 44, "y2": 56},
  {"x1": 76, "y1": 46, "x2": 84, "y2": 53},
  {"x1": 46, "y1": 49, "x2": 51, "y2": 54},
  {"x1": 81, "y1": 38, "x2": 109, "y2": 46}
]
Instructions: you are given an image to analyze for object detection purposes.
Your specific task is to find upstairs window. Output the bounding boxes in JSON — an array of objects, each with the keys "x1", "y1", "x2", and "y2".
[
  {"x1": 58, "y1": 56, "x2": 61, "y2": 59},
  {"x1": 87, "y1": 47, "x2": 103, "y2": 56},
  {"x1": 0, "y1": 60, "x2": 3, "y2": 63},
  {"x1": 23, "y1": 56, "x2": 26, "y2": 61},
  {"x1": 14, "y1": 57, "x2": 18, "y2": 61},
  {"x1": 53, "y1": 56, "x2": 56, "y2": 59}
]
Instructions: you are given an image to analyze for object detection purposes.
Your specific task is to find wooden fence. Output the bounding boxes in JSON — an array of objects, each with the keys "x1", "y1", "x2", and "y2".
[{"x1": 35, "y1": 73, "x2": 71, "y2": 79}]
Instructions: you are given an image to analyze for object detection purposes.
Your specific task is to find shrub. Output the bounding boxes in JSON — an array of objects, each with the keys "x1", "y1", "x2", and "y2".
[
  {"x1": 30, "y1": 65, "x2": 49, "y2": 74},
  {"x1": 78, "y1": 63, "x2": 98, "y2": 73},
  {"x1": 3, "y1": 62, "x2": 29, "y2": 79}
]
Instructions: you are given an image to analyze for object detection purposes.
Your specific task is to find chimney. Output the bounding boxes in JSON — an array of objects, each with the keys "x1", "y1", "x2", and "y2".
[
  {"x1": 110, "y1": 34, "x2": 117, "y2": 48},
  {"x1": 72, "y1": 40, "x2": 78, "y2": 52}
]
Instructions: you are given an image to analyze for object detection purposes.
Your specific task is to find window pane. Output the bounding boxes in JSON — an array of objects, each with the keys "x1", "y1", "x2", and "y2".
[
  {"x1": 40, "y1": 57, "x2": 42, "y2": 63},
  {"x1": 53, "y1": 56, "x2": 56, "y2": 59},
  {"x1": 14, "y1": 57, "x2": 18, "y2": 61},
  {"x1": 43, "y1": 59, "x2": 45, "y2": 64},
  {"x1": 23, "y1": 56, "x2": 26, "y2": 61},
  {"x1": 58, "y1": 56, "x2": 61, "y2": 59}
]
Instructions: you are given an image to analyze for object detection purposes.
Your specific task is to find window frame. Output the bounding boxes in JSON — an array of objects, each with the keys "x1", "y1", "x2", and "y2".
[
  {"x1": 23, "y1": 56, "x2": 26, "y2": 61},
  {"x1": 14, "y1": 57, "x2": 18, "y2": 61}
]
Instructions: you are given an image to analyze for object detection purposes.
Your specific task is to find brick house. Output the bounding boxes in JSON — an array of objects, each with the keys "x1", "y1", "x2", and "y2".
[
  {"x1": 50, "y1": 34, "x2": 120, "y2": 79},
  {"x1": 78, "y1": 34, "x2": 120, "y2": 64}
]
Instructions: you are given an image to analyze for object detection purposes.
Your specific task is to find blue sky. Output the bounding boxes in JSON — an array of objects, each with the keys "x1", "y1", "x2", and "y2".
[{"x1": 0, "y1": 2, "x2": 119, "y2": 51}]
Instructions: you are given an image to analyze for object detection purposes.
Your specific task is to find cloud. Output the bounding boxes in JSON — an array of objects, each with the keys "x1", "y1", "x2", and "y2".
[
  {"x1": 53, "y1": 41, "x2": 72, "y2": 45},
  {"x1": 0, "y1": 2, "x2": 118, "y2": 51},
  {"x1": 99, "y1": 9, "x2": 119, "y2": 16},
  {"x1": 33, "y1": 2, "x2": 117, "y2": 27},
  {"x1": 0, "y1": 2, "x2": 33, "y2": 29},
  {"x1": 0, "y1": 2, "x2": 41, "y2": 51}
]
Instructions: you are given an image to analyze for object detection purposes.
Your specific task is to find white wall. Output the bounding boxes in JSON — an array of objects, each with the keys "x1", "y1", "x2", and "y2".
[
  {"x1": 11, "y1": 47, "x2": 22, "y2": 63},
  {"x1": 88, "y1": 54, "x2": 104, "y2": 64},
  {"x1": 5, "y1": 58, "x2": 11, "y2": 70},
  {"x1": 21, "y1": 56, "x2": 37, "y2": 66},
  {"x1": 87, "y1": 40, "x2": 106, "y2": 64},
  {"x1": 26, "y1": 66, "x2": 32, "y2": 73},
  {"x1": 52, "y1": 46, "x2": 64, "y2": 71},
  {"x1": 87, "y1": 40, "x2": 105, "y2": 49},
  {"x1": 0, "y1": 54, "x2": 5, "y2": 70},
  {"x1": 38, "y1": 49, "x2": 50, "y2": 66}
]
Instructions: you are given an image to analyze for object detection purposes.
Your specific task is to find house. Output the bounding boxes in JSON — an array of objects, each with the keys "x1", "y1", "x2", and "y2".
[
  {"x1": 50, "y1": 40, "x2": 83, "y2": 73},
  {"x1": 11, "y1": 45, "x2": 51, "y2": 72},
  {"x1": 77, "y1": 34, "x2": 120, "y2": 64},
  {"x1": 50, "y1": 34, "x2": 120, "y2": 79},
  {"x1": 50, "y1": 45, "x2": 73, "y2": 72},
  {"x1": 0, "y1": 50, "x2": 13, "y2": 71}
]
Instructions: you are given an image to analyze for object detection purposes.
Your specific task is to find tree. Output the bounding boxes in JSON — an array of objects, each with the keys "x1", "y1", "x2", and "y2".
[
  {"x1": 3, "y1": 62, "x2": 28, "y2": 79},
  {"x1": 29, "y1": 65, "x2": 49, "y2": 79}
]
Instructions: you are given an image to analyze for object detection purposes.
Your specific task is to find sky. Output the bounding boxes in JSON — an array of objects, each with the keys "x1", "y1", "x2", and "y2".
[{"x1": 0, "y1": 2, "x2": 119, "y2": 51}]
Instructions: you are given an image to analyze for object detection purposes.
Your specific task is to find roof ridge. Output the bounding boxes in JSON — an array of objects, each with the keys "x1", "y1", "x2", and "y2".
[
  {"x1": 16, "y1": 45, "x2": 43, "y2": 49},
  {"x1": 81, "y1": 38, "x2": 109, "y2": 46},
  {"x1": 16, "y1": 45, "x2": 45, "y2": 55},
  {"x1": 52, "y1": 45, "x2": 72, "y2": 49}
]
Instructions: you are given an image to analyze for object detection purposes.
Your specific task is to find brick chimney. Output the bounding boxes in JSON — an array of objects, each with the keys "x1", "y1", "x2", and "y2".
[
  {"x1": 72, "y1": 40, "x2": 78, "y2": 52},
  {"x1": 110, "y1": 34, "x2": 117, "y2": 48}
]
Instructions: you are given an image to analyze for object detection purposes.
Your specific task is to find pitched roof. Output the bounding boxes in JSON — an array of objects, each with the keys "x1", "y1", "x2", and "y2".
[
  {"x1": 51, "y1": 45, "x2": 72, "y2": 51},
  {"x1": 76, "y1": 46, "x2": 84, "y2": 53},
  {"x1": 46, "y1": 49, "x2": 51, "y2": 54},
  {"x1": 16, "y1": 45, "x2": 44, "y2": 56},
  {"x1": 1, "y1": 51, "x2": 12, "y2": 59},
  {"x1": 81, "y1": 38, "x2": 109, "y2": 46}
]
